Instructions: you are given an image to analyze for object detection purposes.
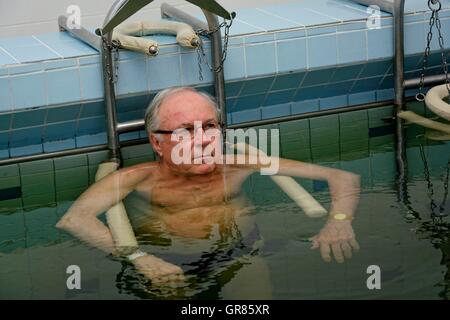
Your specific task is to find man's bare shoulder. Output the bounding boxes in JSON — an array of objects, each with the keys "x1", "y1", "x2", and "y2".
[{"x1": 116, "y1": 161, "x2": 160, "y2": 183}]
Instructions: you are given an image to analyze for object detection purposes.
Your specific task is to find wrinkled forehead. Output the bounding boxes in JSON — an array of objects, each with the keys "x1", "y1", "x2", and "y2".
[{"x1": 158, "y1": 91, "x2": 217, "y2": 128}]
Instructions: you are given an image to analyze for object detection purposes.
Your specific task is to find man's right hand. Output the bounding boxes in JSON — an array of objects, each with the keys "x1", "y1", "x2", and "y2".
[{"x1": 132, "y1": 254, "x2": 185, "y2": 285}]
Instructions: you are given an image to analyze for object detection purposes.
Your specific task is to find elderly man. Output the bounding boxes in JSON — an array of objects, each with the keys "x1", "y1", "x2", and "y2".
[{"x1": 56, "y1": 86, "x2": 360, "y2": 291}]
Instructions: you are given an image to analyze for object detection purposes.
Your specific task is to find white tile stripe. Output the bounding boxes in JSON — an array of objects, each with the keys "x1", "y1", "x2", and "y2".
[
  {"x1": 0, "y1": 46, "x2": 20, "y2": 64},
  {"x1": 32, "y1": 35, "x2": 64, "y2": 59}
]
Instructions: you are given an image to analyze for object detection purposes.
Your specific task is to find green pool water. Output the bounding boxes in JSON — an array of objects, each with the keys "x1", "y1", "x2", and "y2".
[{"x1": 0, "y1": 103, "x2": 449, "y2": 300}]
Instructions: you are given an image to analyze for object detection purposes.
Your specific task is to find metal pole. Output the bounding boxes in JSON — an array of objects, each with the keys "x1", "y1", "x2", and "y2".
[{"x1": 97, "y1": 0, "x2": 130, "y2": 163}]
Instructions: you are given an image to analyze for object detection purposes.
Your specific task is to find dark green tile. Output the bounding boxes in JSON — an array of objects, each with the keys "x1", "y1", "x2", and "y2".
[
  {"x1": 55, "y1": 166, "x2": 89, "y2": 190},
  {"x1": 54, "y1": 154, "x2": 88, "y2": 170},
  {"x1": 0, "y1": 164, "x2": 19, "y2": 178},
  {"x1": 19, "y1": 159, "x2": 54, "y2": 175}
]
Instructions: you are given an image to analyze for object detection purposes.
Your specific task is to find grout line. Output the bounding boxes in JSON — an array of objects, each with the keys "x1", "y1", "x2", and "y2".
[
  {"x1": 0, "y1": 46, "x2": 20, "y2": 64},
  {"x1": 305, "y1": 8, "x2": 342, "y2": 24},
  {"x1": 32, "y1": 35, "x2": 64, "y2": 59},
  {"x1": 235, "y1": 18, "x2": 266, "y2": 32},
  {"x1": 255, "y1": 8, "x2": 305, "y2": 28}
]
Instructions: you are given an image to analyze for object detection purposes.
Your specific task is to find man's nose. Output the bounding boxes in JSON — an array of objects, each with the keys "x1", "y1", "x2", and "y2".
[{"x1": 193, "y1": 127, "x2": 212, "y2": 145}]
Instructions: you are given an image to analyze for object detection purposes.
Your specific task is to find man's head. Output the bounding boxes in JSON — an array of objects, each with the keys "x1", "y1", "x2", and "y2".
[{"x1": 145, "y1": 87, "x2": 222, "y2": 175}]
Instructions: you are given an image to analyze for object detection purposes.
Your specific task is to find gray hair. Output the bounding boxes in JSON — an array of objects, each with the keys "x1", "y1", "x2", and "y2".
[{"x1": 144, "y1": 87, "x2": 221, "y2": 136}]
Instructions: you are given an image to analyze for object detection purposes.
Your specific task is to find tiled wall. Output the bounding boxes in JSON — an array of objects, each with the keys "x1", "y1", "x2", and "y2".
[{"x1": 1, "y1": 0, "x2": 450, "y2": 158}]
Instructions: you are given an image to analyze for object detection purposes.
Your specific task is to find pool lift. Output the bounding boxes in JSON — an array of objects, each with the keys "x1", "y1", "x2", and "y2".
[{"x1": 58, "y1": 0, "x2": 328, "y2": 256}]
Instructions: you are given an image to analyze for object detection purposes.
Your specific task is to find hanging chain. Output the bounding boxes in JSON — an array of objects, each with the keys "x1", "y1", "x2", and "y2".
[
  {"x1": 419, "y1": 142, "x2": 449, "y2": 217},
  {"x1": 417, "y1": 1, "x2": 438, "y2": 101},
  {"x1": 433, "y1": 1, "x2": 450, "y2": 94},
  {"x1": 195, "y1": 16, "x2": 234, "y2": 81}
]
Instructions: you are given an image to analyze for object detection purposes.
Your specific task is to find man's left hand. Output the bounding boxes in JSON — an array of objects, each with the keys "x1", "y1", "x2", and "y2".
[{"x1": 310, "y1": 220, "x2": 360, "y2": 263}]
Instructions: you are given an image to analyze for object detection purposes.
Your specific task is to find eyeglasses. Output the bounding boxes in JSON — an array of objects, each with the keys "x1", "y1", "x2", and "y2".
[{"x1": 153, "y1": 122, "x2": 220, "y2": 137}]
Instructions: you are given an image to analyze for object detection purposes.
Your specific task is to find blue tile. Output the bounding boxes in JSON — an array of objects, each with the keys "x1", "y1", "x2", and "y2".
[
  {"x1": 367, "y1": 27, "x2": 394, "y2": 59},
  {"x1": 325, "y1": 80, "x2": 354, "y2": 97},
  {"x1": 378, "y1": 75, "x2": 394, "y2": 90},
  {"x1": 49, "y1": 41, "x2": 97, "y2": 58},
  {"x1": 10, "y1": 72, "x2": 46, "y2": 109},
  {"x1": 33, "y1": 32, "x2": 79, "y2": 45},
  {"x1": 231, "y1": 108, "x2": 261, "y2": 124},
  {"x1": 181, "y1": 51, "x2": 212, "y2": 86},
  {"x1": 5, "y1": 45, "x2": 60, "y2": 63},
  {"x1": 46, "y1": 105, "x2": 81, "y2": 123},
  {"x1": 0, "y1": 50, "x2": 17, "y2": 65},
  {"x1": 76, "y1": 133, "x2": 107, "y2": 148},
  {"x1": 224, "y1": 46, "x2": 246, "y2": 80},
  {"x1": 78, "y1": 55, "x2": 101, "y2": 66},
  {"x1": 307, "y1": 34, "x2": 337, "y2": 69},
  {"x1": 245, "y1": 42, "x2": 277, "y2": 77},
  {"x1": 275, "y1": 29, "x2": 307, "y2": 41},
  {"x1": 43, "y1": 139, "x2": 76, "y2": 152},
  {"x1": 307, "y1": 26, "x2": 337, "y2": 36},
  {"x1": 77, "y1": 117, "x2": 105, "y2": 135},
  {"x1": 10, "y1": 126, "x2": 43, "y2": 147},
  {"x1": 337, "y1": 22, "x2": 368, "y2": 32},
  {"x1": 349, "y1": 91, "x2": 376, "y2": 105},
  {"x1": 117, "y1": 95, "x2": 149, "y2": 114},
  {"x1": 0, "y1": 149, "x2": 8, "y2": 159},
  {"x1": 225, "y1": 81, "x2": 243, "y2": 97},
  {"x1": 244, "y1": 34, "x2": 275, "y2": 45},
  {"x1": 11, "y1": 109, "x2": 47, "y2": 129},
  {"x1": 43, "y1": 58, "x2": 77, "y2": 70},
  {"x1": 351, "y1": 77, "x2": 383, "y2": 93},
  {"x1": 119, "y1": 131, "x2": 140, "y2": 142},
  {"x1": 302, "y1": 69, "x2": 334, "y2": 87},
  {"x1": 272, "y1": 72, "x2": 305, "y2": 90},
  {"x1": 225, "y1": 97, "x2": 236, "y2": 112},
  {"x1": 320, "y1": 95, "x2": 348, "y2": 110},
  {"x1": 263, "y1": 89, "x2": 295, "y2": 106},
  {"x1": 80, "y1": 101, "x2": 105, "y2": 118},
  {"x1": 116, "y1": 59, "x2": 148, "y2": 95},
  {"x1": 338, "y1": 0, "x2": 390, "y2": 17},
  {"x1": 337, "y1": 30, "x2": 367, "y2": 64},
  {"x1": 376, "y1": 88, "x2": 395, "y2": 101},
  {"x1": 10, "y1": 144, "x2": 43, "y2": 157},
  {"x1": 147, "y1": 54, "x2": 181, "y2": 90},
  {"x1": 291, "y1": 99, "x2": 319, "y2": 114},
  {"x1": 0, "y1": 77, "x2": 11, "y2": 111},
  {"x1": 260, "y1": 4, "x2": 338, "y2": 26},
  {"x1": 330, "y1": 64, "x2": 364, "y2": 82},
  {"x1": 227, "y1": 20, "x2": 264, "y2": 36},
  {"x1": 276, "y1": 38, "x2": 307, "y2": 73},
  {"x1": 8, "y1": 63, "x2": 43, "y2": 75},
  {"x1": 295, "y1": 85, "x2": 327, "y2": 101},
  {"x1": 0, "y1": 113, "x2": 11, "y2": 131},
  {"x1": 237, "y1": 9, "x2": 300, "y2": 31},
  {"x1": 304, "y1": 0, "x2": 370, "y2": 21},
  {"x1": 0, "y1": 67, "x2": 8, "y2": 76},
  {"x1": 234, "y1": 94, "x2": 266, "y2": 111},
  {"x1": 46, "y1": 68, "x2": 81, "y2": 105},
  {"x1": 240, "y1": 77, "x2": 274, "y2": 96},
  {"x1": 79, "y1": 64, "x2": 103, "y2": 100},
  {"x1": 0, "y1": 36, "x2": 40, "y2": 48},
  {"x1": 44, "y1": 121, "x2": 77, "y2": 141},
  {"x1": 404, "y1": 54, "x2": 422, "y2": 71},
  {"x1": 405, "y1": 22, "x2": 426, "y2": 55},
  {"x1": 261, "y1": 103, "x2": 291, "y2": 119},
  {"x1": 359, "y1": 60, "x2": 391, "y2": 78},
  {"x1": 117, "y1": 110, "x2": 144, "y2": 123},
  {"x1": 0, "y1": 131, "x2": 8, "y2": 148}
]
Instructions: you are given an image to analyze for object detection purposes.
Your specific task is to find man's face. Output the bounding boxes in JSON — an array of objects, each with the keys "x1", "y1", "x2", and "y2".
[{"x1": 150, "y1": 90, "x2": 221, "y2": 175}]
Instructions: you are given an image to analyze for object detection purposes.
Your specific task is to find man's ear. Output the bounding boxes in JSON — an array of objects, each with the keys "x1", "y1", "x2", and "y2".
[{"x1": 150, "y1": 133, "x2": 163, "y2": 157}]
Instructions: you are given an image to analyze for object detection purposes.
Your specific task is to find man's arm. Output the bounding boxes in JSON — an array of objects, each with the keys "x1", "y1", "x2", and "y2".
[{"x1": 56, "y1": 166, "x2": 148, "y2": 254}]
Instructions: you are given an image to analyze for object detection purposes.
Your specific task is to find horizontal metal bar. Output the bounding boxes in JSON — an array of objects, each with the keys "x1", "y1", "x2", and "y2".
[
  {"x1": 117, "y1": 119, "x2": 145, "y2": 133},
  {"x1": 58, "y1": 15, "x2": 101, "y2": 51},
  {"x1": 160, "y1": 3, "x2": 208, "y2": 30},
  {"x1": 404, "y1": 74, "x2": 448, "y2": 90},
  {"x1": 0, "y1": 138, "x2": 149, "y2": 167},
  {"x1": 349, "y1": 0, "x2": 395, "y2": 13}
]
